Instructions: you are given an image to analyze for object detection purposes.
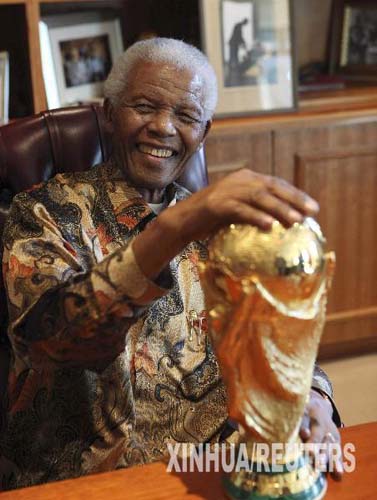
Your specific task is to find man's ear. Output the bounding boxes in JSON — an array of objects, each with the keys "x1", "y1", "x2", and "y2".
[
  {"x1": 203, "y1": 119, "x2": 212, "y2": 141},
  {"x1": 198, "y1": 119, "x2": 212, "y2": 150},
  {"x1": 103, "y1": 98, "x2": 114, "y2": 133}
]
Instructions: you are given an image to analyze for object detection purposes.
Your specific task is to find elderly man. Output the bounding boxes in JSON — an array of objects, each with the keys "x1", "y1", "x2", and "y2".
[{"x1": 0, "y1": 38, "x2": 341, "y2": 490}]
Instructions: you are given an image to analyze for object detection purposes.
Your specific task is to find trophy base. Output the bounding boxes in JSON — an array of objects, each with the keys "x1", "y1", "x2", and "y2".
[{"x1": 223, "y1": 455, "x2": 327, "y2": 500}]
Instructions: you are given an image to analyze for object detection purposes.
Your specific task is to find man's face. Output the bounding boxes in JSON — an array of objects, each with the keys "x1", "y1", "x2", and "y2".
[{"x1": 107, "y1": 61, "x2": 211, "y2": 190}]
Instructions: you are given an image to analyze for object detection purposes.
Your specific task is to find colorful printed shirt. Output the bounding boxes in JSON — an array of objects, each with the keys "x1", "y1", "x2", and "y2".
[{"x1": 0, "y1": 161, "x2": 335, "y2": 490}]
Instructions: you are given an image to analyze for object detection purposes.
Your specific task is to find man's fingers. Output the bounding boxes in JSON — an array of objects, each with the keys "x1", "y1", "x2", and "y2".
[
  {"x1": 300, "y1": 395, "x2": 344, "y2": 481},
  {"x1": 321, "y1": 428, "x2": 341, "y2": 446},
  {"x1": 228, "y1": 204, "x2": 275, "y2": 230},
  {"x1": 203, "y1": 170, "x2": 319, "y2": 234},
  {"x1": 331, "y1": 458, "x2": 344, "y2": 481},
  {"x1": 300, "y1": 426, "x2": 311, "y2": 441},
  {"x1": 248, "y1": 190, "x2": 304, "y2": 226},
  {"x1": 268, "y1": 176, "x2": 319, "y2": 216},
  {"x1": 322, "y1": 430, "x2": 343, "y2": 480},
  {"x1": 300, "y1": 417, "x2": 344, "y2": 480}
]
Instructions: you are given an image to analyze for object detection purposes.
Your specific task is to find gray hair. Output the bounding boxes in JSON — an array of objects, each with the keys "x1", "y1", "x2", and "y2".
[{"x1": 104, "y1": 37, "x2": 218, "y2": 120}]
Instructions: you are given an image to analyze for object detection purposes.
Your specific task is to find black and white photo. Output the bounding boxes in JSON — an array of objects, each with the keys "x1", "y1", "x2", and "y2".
[
  {"x1": 330, "y1": 0, "x2": 377, "y2": 81},
  {"x1": 201, "y1": 0, "x2": 295, "y2": 117},
  {"x1": 341, "y1": 6, "x2": 377, "y2": 66},
  {"x1": 221, "y1": 0, "x2": 279, "y2": 88}
]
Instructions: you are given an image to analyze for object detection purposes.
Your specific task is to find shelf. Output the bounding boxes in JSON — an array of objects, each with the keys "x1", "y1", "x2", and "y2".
[
  {"x1": 0, "y1": 0, "x2": 27, "y2": 4},
  {"x1": 0, "y1": 0, "x2": 376, "y2": 121},
  {"x1": 299, "y1": 85, "x2": 377, "y2": 113},
  {"x1": 211, "y1": 87, "x2": 377, "y2": 135}
]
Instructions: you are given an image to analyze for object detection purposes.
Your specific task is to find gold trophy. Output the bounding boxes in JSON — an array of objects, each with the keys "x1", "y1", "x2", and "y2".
[{"x1": 200, "y1": 218, "x2": 335, "y2": 500}]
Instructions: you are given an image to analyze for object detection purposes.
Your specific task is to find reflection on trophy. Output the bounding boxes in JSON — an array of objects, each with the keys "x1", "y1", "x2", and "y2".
[{"x1": 200, "y1": 218, "x2": 335, "y2": 500}]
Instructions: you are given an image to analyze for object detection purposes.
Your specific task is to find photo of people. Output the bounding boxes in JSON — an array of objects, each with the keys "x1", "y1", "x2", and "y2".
[
  {"x1": 221, "y1": 0, "x2": 279, "y2": 88},
  {"x1": 60, "y1": 35, "x2": 112, "y2": 88},
  {"x1": 345, "y1": 7, "x2": 377, "y2": 66}
]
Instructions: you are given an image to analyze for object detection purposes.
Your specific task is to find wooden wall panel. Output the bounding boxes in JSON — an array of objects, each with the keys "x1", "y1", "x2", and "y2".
[
  {"x1": 204, "y1": 117, "x2": 377, "y2": 359},
  {"x1": 205, "y1": 130, "x2": 272, "y2": 184},
  {"x1": 295, "y1": 148, "x2": 377, "y2": 359},
  {"x1": 321, "y1": 317, "x2": 377, "y2": 359},
  {"x1": 274, "y1": 121, "x2": 377, "y2": 182}
]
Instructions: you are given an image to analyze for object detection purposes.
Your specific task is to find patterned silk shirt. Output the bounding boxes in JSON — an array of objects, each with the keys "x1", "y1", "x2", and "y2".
[{"x1": 0, "y1": 161, "x2": 334, "y2": 490}]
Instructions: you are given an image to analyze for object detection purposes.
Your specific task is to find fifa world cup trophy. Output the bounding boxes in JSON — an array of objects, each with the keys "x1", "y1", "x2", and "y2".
[{"x1": 200, "y1": 218, "x2": 335, "y2": 500}]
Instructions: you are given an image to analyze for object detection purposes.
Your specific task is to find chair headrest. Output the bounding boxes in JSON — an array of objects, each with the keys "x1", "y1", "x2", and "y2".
[{"x1": 0, "y1": 104, "x2": 208, "y2": 195}]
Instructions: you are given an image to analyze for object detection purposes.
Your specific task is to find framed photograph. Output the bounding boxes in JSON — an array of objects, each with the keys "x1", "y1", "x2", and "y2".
[
  {"x1": 40, "y1": 13, "x2": 124, "y2": 109},
  {"x1": 0, "y1": 51, "x2": 9, "y2": 124},
  {"x1": 330, "y1": 0, "x2": 377, "y2": 81},
  {"x1": 200, "y1": 0, "x2": 296, "y2": 117}
]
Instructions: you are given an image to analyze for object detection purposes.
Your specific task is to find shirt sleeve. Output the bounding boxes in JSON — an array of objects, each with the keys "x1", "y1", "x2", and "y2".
[
  {"x1": 312, "y1": 364, "x2": 342, "y2": 427},
  {"x1": 3, "y1": 192, "x2": 172, "y2": 371}
]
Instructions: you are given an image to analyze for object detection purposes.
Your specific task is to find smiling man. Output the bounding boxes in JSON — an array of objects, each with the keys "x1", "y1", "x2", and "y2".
[
  {"x1": 0, "y1": 38, "x2": 341, "y2": 490},
  {"x1": 106, "y1": 60, "x2": 211, "y2": 197}
]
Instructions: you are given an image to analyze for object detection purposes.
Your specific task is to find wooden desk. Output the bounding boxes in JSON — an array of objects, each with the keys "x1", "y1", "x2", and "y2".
[{"x1": 1, "y1": 422, "x2": 376, "y2": 500}]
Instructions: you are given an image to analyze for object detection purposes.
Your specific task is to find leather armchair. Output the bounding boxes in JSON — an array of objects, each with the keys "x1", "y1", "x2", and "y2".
[{"x1": 0, "y1": 104, "x2": 208, "y2": 406}]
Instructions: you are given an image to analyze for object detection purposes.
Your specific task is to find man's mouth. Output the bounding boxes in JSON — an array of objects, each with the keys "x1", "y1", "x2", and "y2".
[{"x1": 137, "y1": 144, "x2": 175, "y2": 159}]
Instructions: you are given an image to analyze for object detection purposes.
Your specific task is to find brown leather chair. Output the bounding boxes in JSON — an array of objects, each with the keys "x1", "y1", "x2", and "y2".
[{"x1": 0, "y1": 104, "x2": 209, "y2": 409}]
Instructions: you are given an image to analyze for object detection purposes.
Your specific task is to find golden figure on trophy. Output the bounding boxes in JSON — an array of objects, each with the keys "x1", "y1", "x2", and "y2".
[{"x1": 200, "y1": 218, "x2": 335, "y2": 500}]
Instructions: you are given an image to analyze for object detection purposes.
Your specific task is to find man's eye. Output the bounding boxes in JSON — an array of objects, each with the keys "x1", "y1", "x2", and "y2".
[
  {"x1": 134, "y1": 103, "x2": 154, "y2": 113},
  {"x1": 178, "y1": 113, "x2": 200, "y2": 124}
]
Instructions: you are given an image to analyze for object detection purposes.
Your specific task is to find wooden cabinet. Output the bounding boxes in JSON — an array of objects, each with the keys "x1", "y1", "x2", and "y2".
[
  {"x1": 275, "y1": 117, "x2": 377, "y2": 359},
  {"x1": 294, "y1": 139, "x2": 377, "y2": 360},
  {"x1": 205, "y1": 129, "x2": 273, "y2": 182},
  {"x1": 206, "y1": 104, "x2": 377, "y2": 360}
]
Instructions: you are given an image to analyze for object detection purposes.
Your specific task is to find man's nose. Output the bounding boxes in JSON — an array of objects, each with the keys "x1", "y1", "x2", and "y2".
[{"x1": 147, "y1": 110, "x2": 176, "y2": 137}]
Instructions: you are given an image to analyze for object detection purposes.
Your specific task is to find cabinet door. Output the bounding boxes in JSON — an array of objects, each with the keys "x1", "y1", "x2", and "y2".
[
  {"x1": 275, "y1": 120, "x2": 377, "y2": 359},
  {"x1": 205, "y1": 127, "x2": 272, "y2": 183}
]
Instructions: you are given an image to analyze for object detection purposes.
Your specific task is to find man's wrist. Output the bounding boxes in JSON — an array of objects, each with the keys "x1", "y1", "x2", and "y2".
[
  {"x1": 158, "y1": 204, "x2": 192, "y2": 249},
  {"x1": 132, "y1": 206, "x2": 189, "y2": 281}
]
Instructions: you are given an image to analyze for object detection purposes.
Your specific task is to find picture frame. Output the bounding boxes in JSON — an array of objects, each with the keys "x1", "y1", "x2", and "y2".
[
  {"x1": 199, "y1": 0, "x2": 296, "y2": 118},
  {"x1": 329, "y1": 0, "x2": 377, "y2": 81},
  {"x1": 0, "y1": 51, "x2": 9, "y2": 124},
  {"x1": 40, "y1": 13, "x2": 124, "y2": 109}
]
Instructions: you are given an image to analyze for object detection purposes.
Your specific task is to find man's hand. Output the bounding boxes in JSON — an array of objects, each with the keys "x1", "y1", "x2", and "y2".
[
  {"x1": 133, "y1": 169, "x2": 319, "y2": 280},
  {"x1": 177, "y1": 168, "x2": 319, "y2": 243},
  {"x1": 300, "y1": 389, "x2": 343, "y2": 480}
]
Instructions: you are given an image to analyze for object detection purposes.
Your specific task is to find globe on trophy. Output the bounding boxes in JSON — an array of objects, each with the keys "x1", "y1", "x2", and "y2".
[{"x1": 200, "y1": 218, "x2": 335, "y2": 500}]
